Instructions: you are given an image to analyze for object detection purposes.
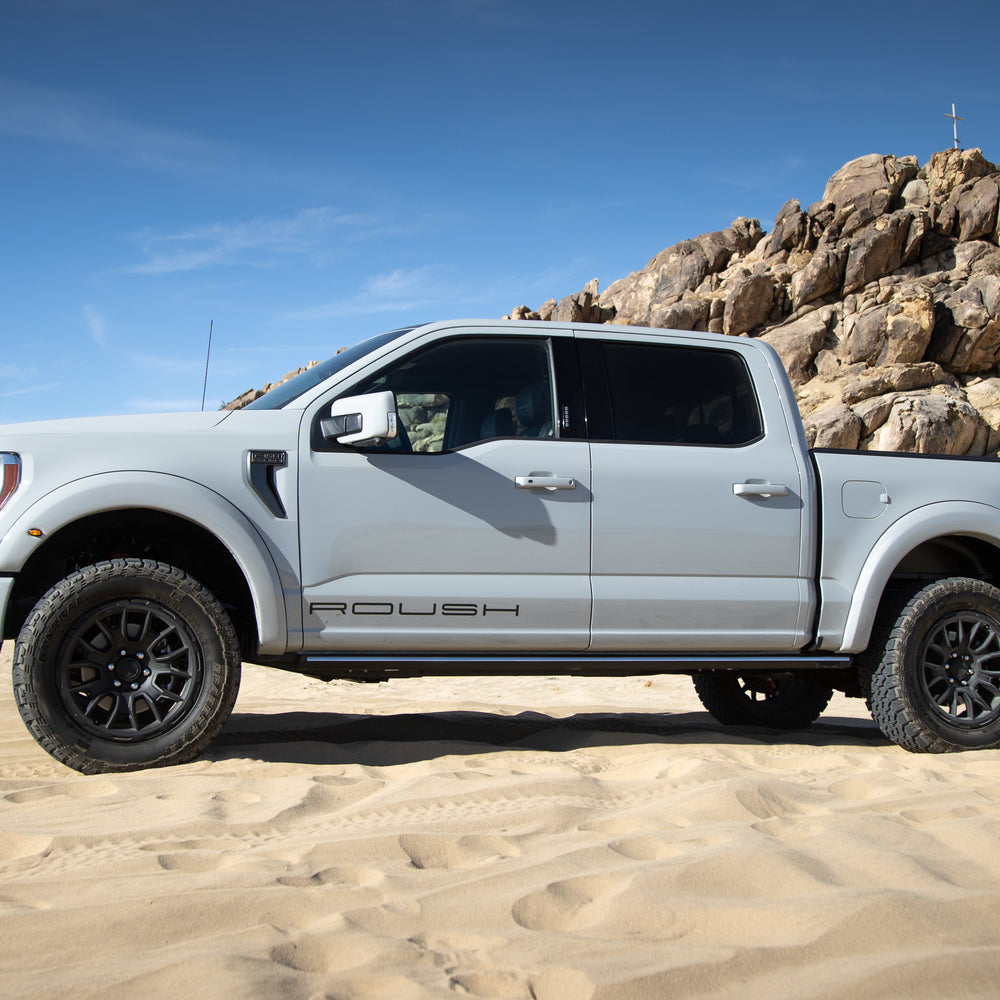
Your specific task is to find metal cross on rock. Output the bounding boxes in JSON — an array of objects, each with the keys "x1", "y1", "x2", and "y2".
[{"x1": 945, "y1": 103, "x2": 965, "y2": 149}]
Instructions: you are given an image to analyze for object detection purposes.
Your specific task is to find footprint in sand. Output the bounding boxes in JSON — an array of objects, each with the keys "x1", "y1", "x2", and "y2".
[
  {"x1": 277, "y1": 865, "x2": 384, "y2": 890},
  {"x1": 751, "y1": 814, "x2": 828, "y2": 840},
  {"x1": 156, "y1": 851, "x2": 230, "y2": 872},
  {"x1": 449, "y1": 969, "x2": 528, "y2": 998},
  {"x1": 398, "y1": 833, "x2": 520, "y2": 870},
  {"x1": 0, "y1": 892, "x2": 52, "y2": 912},
  {"x1": 153, "y1": 839, "x2": 246, "y2": 872},
  {"x1": 530, "y1": 967, "x2": 595, "y2": 1000},
  {"x1": 608, "y1": 836, "x2": 687, "y2": 861},
  {"x1": 4, "y1": 780, "x2": 117, "y2": 804},
  {"x1": 0, "y1": 831, "x2": 54, "y2": 860},
  {"x1": 211, "y1": 789, "x2": 261, "y2": 804},
  {"x1": 511, "y1": 873, "x2": 627, "y2": 932},
  {"x1": 270, "y1": 927, "x2": 383, "y2": 973},
  {"x1": 410, "y1": 930, "x2": 508, "y2": 952},
  {"x1": 734, "y1": 779, "x2": 830, "y2": 820}
]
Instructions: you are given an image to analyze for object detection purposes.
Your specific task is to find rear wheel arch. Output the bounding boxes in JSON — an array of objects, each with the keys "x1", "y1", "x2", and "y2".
[{"x1": 839, "y1": 504, "x2": 1000, "y2": 654}]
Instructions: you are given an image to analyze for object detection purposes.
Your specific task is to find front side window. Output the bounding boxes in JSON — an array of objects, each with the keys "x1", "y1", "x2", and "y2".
[
  {"x1": 601, "y1": 341, "x2": 762, "y2": 446},
  {"x1": 332, "y1": 337, "x2": 555, "y2": 453}
]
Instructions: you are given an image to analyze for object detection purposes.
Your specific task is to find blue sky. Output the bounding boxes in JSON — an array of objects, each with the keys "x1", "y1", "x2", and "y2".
[{"x1": 2, "y1": 0, "x2": 998, "y2": 423}]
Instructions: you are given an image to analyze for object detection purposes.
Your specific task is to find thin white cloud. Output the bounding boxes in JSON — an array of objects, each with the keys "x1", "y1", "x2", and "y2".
[
  {"x1": 281, "y1": 265, "x2": 456, "y2": 320},
  {"x1": 0, "y1": 76, "x2": 230, "y2": 173},
  {"x1": 0, "y1": 379, "x2": 62, "y2": 400},
  {"x1": 123, "y1": 396, "x2": 205, "y2": 414},
  {"x1": 83, "y1": 305, "x2": 109, "y2": 348},
  {"x1": 128, "y1": 354, "x2": 203, "y2": 374},
  {"x1": 128, "y1": 351, "x2": 259, "y2": 380},
  {"x1": 124, "y1": 207, "x2": 378, "y2": 275}
]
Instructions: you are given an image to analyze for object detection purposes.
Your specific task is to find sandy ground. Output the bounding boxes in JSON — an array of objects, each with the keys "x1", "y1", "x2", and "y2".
[{"x1": 2, "y1": 643, "x2": 1000, "y2": 1000}]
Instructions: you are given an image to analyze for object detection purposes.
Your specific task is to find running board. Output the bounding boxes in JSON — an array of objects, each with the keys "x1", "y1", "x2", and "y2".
[{"x1": 274, "y1": 653, "x2": 853, "y2": 681}]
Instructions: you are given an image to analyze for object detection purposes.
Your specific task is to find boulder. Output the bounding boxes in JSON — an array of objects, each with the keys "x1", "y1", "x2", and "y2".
[
  {"x1": 652, "y1": 240, "x2": 712, "y2": 303},
  {"x1": 650, "y1": 297, "x2": 711, "y2": 331},
  {"x1": 723, "y1": 273, "x2": 774, "y2": 336},
  {"x1": 841, "y1": 286, "x2": 934, "y2": 366},
  {"x1": 924, "y1": 148, "x2": 996, "y2": 207},
  {"x1": 842, "y1": 210, "x2": 913, "y2": 293},
  {"x1": 760, "y1": 311, "x2": 829, "y2": 386},
  {"x1": 822, "y1": 153, "x2": 918, "y2": 230},
  {"x1": 790, "y1": 236, "x2": 848, "y2": 310},
  {"x1": 803, "y1": 403, "x2": 863, "y2": 449},
  {"x1": 899, "y1": 177, "x2": 930, "y2": 209},
  {"x1": 930, "y1": 280, "x2": 1000, "y2": 373},
  {"x1": 760, "y1": 200, "x2": 809, "y2": 257},
  {"x1": 954, "y1": 175, "x2": 1000, "y2": 242},
  {"x1": 864, "y1": 390, "x2": 987, "y2": 454},
  {"x1": 964, "y1": 377, "x2": 1000, "y2": 452}
]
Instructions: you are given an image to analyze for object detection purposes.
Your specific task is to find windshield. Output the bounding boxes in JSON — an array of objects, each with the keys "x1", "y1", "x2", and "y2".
[{"x1": 243, "y1": 328, "x2": 416, "y2": 410}]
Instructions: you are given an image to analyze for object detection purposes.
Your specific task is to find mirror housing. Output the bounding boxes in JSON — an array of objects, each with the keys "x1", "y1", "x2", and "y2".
[{"x1": 322, "y1": 390, "x2": 398, "y2": 447}]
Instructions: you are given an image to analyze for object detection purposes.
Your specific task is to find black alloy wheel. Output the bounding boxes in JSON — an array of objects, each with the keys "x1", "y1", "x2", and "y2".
[
  {"x1": 13, "y1": 559, "x2": 241, "y2": 773},
  {"x1": 867, "y1": 577, "x2": 1000, "y2": 752}
]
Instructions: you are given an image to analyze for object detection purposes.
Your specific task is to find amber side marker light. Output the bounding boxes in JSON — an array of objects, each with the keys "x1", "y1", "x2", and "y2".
[
  {"x1": 28, "y1": 528, "x2": 43, "y2": 538},
  {"x1": 0, "y1": 453, "x2": 20, "y2": 511}
]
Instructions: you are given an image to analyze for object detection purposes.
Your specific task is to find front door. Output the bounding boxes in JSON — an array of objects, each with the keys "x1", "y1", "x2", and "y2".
[{"x1": 297, "y1": 334, "x2": 592, "y2": 652}]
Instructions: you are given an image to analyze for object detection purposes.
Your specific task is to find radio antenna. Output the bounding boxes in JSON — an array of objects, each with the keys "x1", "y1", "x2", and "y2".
[{"x1": 200, "y1": 319, "x2": 214, "y2": 411}]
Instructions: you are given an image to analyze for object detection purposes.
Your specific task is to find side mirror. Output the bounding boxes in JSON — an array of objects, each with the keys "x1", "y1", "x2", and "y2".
[{"x1": 322, "y1": 390, "x2": 398, "y2": 447}]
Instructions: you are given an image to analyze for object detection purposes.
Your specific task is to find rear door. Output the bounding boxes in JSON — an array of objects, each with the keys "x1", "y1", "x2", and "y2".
[{"x1": 581, "y1": 331, "x2": 815, "y2": 652}]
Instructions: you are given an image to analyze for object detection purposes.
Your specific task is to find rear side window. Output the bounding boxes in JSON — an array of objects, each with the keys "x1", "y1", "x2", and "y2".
[{"x1": 600, "y1": 341, "x2": 763, "y2": 446}]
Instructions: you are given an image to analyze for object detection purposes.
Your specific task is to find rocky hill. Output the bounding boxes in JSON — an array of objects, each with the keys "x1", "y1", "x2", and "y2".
[
  {"x1": 506, "y1": 148, "x2": 1000, "y2": 455},
  {"x1": 232, "y1": 148, "x2": 1000, "y2": 457}
]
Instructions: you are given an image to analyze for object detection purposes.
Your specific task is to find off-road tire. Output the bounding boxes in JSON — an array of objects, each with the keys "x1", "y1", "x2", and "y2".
[
  {"x1": 865, "y1": 577, "x2": 1000, "y2": 753},
  {"x1": 693, "y1": 672, "x2": 834, "y2": 730},
  {"x1": 13, "y1": 559, "x2": 241, "y2": 774}
]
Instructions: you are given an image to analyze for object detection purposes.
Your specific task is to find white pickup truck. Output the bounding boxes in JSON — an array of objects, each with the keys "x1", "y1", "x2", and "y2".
[{"x1": 2, "y1": 319, "x2": 1000, "y2": 772}]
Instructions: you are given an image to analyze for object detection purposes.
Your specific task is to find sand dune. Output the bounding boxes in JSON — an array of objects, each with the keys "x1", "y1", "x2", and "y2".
[{"x1": 2, "y1": 643, "x2": 1000, "y2": 999}]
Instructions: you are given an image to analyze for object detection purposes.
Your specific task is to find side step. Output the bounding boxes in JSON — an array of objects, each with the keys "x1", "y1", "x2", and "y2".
[{"x1": 275, "y1": 653, "x2": 853, "y2": 681}]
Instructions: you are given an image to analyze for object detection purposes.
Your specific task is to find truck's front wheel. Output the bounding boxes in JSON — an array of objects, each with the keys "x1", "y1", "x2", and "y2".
[
  {"x1": 13, "y1": 559, "x2": 241, "y2": 773},
  {"x1": 866, "y1": 577, "x2": 1000, "y2": 753},
  {"x1": 692, "y1": 672, "x2": 833, "y2": 730}
]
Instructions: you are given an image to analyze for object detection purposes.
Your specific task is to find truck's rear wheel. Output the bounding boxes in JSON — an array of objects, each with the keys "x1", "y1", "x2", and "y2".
[
  {"x1": 13, "y1": 559, "x2": 241, "y2": 773},
  {"x1": 866, "y1": 577, "x2": 1000, "y2": 753},
  {"x1": 693, "y1": 672, "x2": 833, "y2": 730}
]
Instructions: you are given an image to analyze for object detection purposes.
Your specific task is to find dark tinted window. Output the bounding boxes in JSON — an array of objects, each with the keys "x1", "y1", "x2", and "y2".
[
  {"x1": 338, "y1": 337, "x2": 554, "y2": 453},
  {"x1": 601, "y1": 341, "x2": 762, "y2": 446}
]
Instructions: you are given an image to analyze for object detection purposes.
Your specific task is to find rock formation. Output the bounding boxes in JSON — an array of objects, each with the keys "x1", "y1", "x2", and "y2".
[
  {"x1": 507, "y1": 148, "x2": 1000, "y2": 455},
  {"x1": 230, "y1": 148, "x2": 1000, "y2": 457}
]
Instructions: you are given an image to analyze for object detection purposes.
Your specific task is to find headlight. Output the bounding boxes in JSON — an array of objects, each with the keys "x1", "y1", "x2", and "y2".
[{"x1": 0, "y1": 453, "x2": 20, "y2": 511}]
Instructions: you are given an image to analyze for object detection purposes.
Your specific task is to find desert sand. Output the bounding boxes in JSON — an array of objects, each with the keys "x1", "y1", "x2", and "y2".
[{"x1": 2, "y1": 642, "x2": 1000, "y2": 1000}]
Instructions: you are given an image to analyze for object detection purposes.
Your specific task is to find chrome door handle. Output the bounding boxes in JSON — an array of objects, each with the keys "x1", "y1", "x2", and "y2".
[
  {"x1": 515, "y1": 475, "x2": 576, "y2": 491},
  {"x1": 733, "y1": 482, "x2": 789, "y2": 498}
]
